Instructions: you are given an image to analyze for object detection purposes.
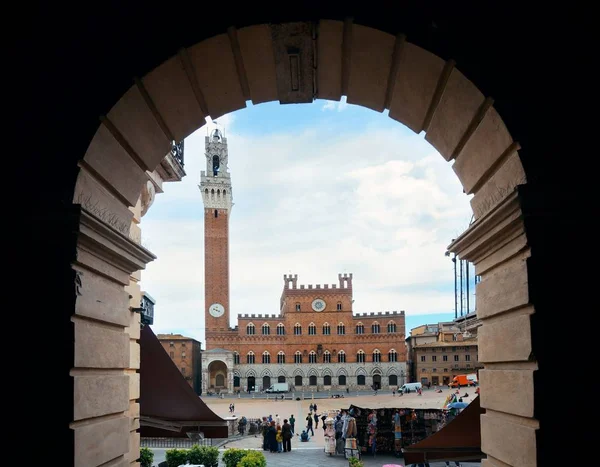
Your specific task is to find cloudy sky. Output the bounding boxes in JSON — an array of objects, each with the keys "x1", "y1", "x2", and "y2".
[{"x1": 139, "y1": 98, "x2": 476, "y2": 346}]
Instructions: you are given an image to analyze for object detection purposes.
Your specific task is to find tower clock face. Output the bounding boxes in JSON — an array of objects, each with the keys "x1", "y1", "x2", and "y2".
[
  {"x1": 311, "y1": 298, "x2": 326, "y2": 312},
  {"x1": 209, "y1": 303, "x2": 225, "y2": 317}
]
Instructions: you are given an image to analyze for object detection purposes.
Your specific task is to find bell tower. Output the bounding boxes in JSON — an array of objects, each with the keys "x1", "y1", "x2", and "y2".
[{"x1": 199, "y1": 127, "x2": 233, "y2": 349}]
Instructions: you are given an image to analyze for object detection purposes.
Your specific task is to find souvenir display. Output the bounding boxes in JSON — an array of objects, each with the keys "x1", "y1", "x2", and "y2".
[{"x1": 344, "y1": 404, "x2": 445, "y2": 454}]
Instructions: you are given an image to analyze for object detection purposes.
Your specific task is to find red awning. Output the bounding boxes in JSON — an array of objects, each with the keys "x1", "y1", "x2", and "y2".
[
  {"x1": 139, "y1": 325, "x2": 228, "y2": 438},
  {"x1": 402, "y1": 395, "x2": 485, "y2": 464}
]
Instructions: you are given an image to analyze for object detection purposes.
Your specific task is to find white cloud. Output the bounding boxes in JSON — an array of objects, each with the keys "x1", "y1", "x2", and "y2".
[
  {"x1": 139, "y1": 108, "x2": 474, "y2": 345},
  {"x1": 321, "y1": 96, "x2": 348, "y2": 112}
]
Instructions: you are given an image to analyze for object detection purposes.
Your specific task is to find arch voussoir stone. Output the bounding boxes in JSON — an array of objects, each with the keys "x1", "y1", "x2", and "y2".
[{"x1": 141, "y1": 54, "x2": 207, "y2": 143}]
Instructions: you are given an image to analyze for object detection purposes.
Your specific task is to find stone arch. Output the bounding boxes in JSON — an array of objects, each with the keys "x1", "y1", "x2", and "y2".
[
  {"x1": 260, "y1": 368, "x2": 273, "y2": 378},
  {"x1": 62, "y1": 16, "x2": 537, "y2": 467},
  {"x1": 292, "y1": 368, "x2": 305, "y2": 377},
  {"x1": 245, "y1": 369, "x2": 257, "y2": 378},
  {"x1": 277, "y1": 368, "x2": 287, "y2": 378},
  {"x1": 371, "y1": 367, "x2": 383, "y2": 376},
  {"x1": 385, "y1": 367, "x2": 398, "y2": 376},
  {"x1": 321, "y1": 367, "x2": 333, "y2": 377},
  {"x1": 336, "y1": 368, "x2": 348, "y2": 377},
  {"x1": 307, "y1": 367, "x2": 319, "y2": 377},
  {"x1": 355, "y1": 367, "x2": 367, "y2": 377}
]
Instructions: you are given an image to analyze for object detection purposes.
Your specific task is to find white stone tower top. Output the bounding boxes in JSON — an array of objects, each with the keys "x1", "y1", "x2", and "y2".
[{"x1": 199, "y1": 127, "x2": 233, "y2": 211}]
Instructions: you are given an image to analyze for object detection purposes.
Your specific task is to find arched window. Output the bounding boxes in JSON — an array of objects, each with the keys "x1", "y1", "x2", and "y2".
[
  {"x1": 246, "y1": 323, "x2": 255, "y2": 335},
  {"x1": 337, "y1": 350, "x2": 346, "y2": 363},
  {"x1": 262, "y1": 351, "x2": 271, "y2": 364},
  {"x1": 356, "y1": 323, "x2": 364, "y2": 334},
  {"x1": 277, "y1": 351, "x2": 285, "y2": 364},
  {"x1": 234, "y1": 352, "x2": 240, "y2": 364},
  {"x1": 372, "y1": 322, "x2": 380, "y2": 334},
  {"x1": 338, "y1": 375, "x2": 347, "y2": 386},
  {"x1": 294, "y1": 323, "x2": 302, "y2": 335},
  {"x1": 388, "y1": 349, "x2": 398, "y2": 362},
  {"x1": 357, "y1": 350, "x2": 365, "y2": 363},
  {"x1": 277, "y1": 323, "x2": 285, "y2": 335},
  {"x1": 309, "y1": 351, "x2": 317, "y2": 363},
  {"x1": 295, "y1": 303, "x2": 301, "y2": 311},
  {"x1": 294, "y1": 351, "x2": 302, "y2": 364},
  {"x1": 234, "y1": 375, "x2": 240, "y2": 387},
  {"x1": 336, "y1": 302, "x2": 342, "y2": 311},
  {"x1": 309, "y1": 375, "x2": 317, "y2": 386},
  {"x1": 247, "y1": 351, "x2": 255, "y2": 364},
  {"x1": 308, "y1": 323, "x2": 316, "y2": 335},
  {"x1": 295, "y1": 375, "x2": 303, "y2": 386},
  {"x1": 322, "y1": 323, "x2": 330, "y2": 335},
  {"x1": 324, "y1": 375, "x2": 332, "y2": 386},
  {"x1": 387, "y1": 321, "x2": 397, "y2": 333},
  {"x1": 372, "y1": 349, "x2": 381, "y2": 363},
  {"x1": 278, "y1": 375, "x2": 286, "y2": 383},
  {"x1": 212, "y1": 155, "x2": 220, "y2": 176},
  {"x1": 323, "y1": 350, "x2": 331, "y2": 363},
  {"x1": 337, "y1": 322, "x2": 345, "y2": 335},
  {"x1": 389, "y1": 374, "x2": 398, "y2": 386},
  {"x1": 357, "y1": 375, "x2": 366, "y2": 385},
  {"x1": 262, "y1": 323, "x2": 270, "y2": 335}
]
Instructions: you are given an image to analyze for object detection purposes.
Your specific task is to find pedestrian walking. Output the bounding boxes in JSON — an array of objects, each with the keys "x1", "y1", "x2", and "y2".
[
  {"x1": 306, "y1": 412, "x2": 314, "y2": 436},
  {"x1": 289, "y1": 414, "x2": 295, "y2": 434}
]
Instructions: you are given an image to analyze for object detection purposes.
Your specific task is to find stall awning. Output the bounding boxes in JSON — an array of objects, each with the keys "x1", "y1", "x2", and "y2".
[
  {"x1": 139, "y1": 325, "x2": 228, "y2": 438},
  {"x1": 402, "y1": 396, "x2": 485, "y2": 464}
]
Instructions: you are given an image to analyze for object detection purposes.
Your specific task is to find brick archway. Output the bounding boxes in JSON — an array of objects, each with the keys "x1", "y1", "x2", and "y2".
[{"x1": 68, "y1": 19, "x2": 536, "y2": 467}]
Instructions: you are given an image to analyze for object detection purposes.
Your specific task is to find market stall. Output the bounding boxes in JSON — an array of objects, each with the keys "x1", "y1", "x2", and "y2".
[{"x1": 344, "y1": 404, "x2": 450, "y2": 457}]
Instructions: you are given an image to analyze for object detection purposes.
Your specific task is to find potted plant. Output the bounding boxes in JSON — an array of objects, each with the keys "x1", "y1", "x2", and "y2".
[{"x1": 348, "y1": 456, "x2": 364, "y2": 467}]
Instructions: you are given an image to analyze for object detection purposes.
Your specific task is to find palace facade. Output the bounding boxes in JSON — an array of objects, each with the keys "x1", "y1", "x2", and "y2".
[{"x1": 199, "y1": 128, "x2": 407, "y2": 394}]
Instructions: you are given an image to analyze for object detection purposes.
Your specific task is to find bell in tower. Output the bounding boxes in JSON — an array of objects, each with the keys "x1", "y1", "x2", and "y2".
[{"x1": 212, "y1": 155, "x2": 220, "y2": 176}]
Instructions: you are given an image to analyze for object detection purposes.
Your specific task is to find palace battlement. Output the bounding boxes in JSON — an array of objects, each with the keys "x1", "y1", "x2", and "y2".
[
  {"x1": 283, "y1": 273, "x2": 353, "y2": 290},
  {"x1": 354, "y1": 310, "x2": 405, "y2": 317},
  {"x1": 237, "y1": 314, "x2": 281, "y2": 319}
]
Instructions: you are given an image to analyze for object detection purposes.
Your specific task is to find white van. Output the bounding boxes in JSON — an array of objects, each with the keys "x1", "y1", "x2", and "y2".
[{"x1": 400, "y1": 382, "x2": 422, "y2": 393}]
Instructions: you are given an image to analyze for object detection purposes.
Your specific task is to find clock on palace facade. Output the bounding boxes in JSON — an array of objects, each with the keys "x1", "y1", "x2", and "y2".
[{"x1": 311, "y1": 298, "x2": 326, "y2": 311}]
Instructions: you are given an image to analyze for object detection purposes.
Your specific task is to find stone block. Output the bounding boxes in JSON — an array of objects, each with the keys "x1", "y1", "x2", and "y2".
[
  {"x1": 187, "y1": 34, "x2": 246, "y2": 119},
  {"x1": 388, "y1": 42, "x2": 445, "y2": 133},
  {"x1": 74, "y1": 266, "x2": 130, "y2": 326},
  {"x1": 75, "y1": 320, "x2": 129, "y2": 368},
  {"x1": 238, "y1": 25, "x2": 278, "y2": 104},
  {"x1": 476, "y1": 253, "x2": 529, "y2": 318},
  {"x1": 129, "y1": 370, "x2": 140, "y2": 400},
  {"x1": 317, "y1": 20, "x2": 344, "y2": 101},
  {"x1": 426, "y1": 67, "x2": 485, "y2": 160},
  {"x1": 83, "y1": 124, "x2": 148, "y2": 206},
  {"x1": 453, "y1": 106, "x2": 514, "y2": 194},
  {"x1": 479, "y1": 368, "x2": 534, "y2": 417},
  {"x1": 130, "y1": 339, "x2": 140, "y2": 370},
  {"x1": 474, "y1": 233, "x2": 528, "y2": 277},
  {"x1": 347, "y1": 24, "x2": 394, "y2": 112},
  {"x1": 107, "y1": 85, "x2": 171, "y2": 172},
  {"x1": 73, "y1": 169, "x2": 133, "y2": 237},
  {"x1": 271, "y1": 22, "x2": 314, "y2": 104},
  {"x1": 471, "y1": 150, "x2": 526, "y2": 220},
  {"x1": 142, "y1": 54, "x2": 206, "y2": 142},
  {"x1": 481, "y1": 413, "x2": 537, "y2": 466},
  {"x1": 74, "y1": 416, "x2": 129, "y2": 467},
  {"x1": 74, "y1": 374, "x2": 129, "y2": 420}
]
